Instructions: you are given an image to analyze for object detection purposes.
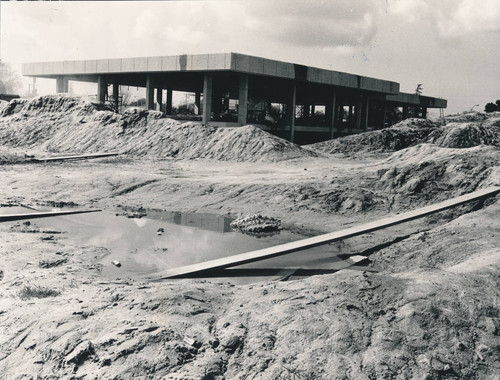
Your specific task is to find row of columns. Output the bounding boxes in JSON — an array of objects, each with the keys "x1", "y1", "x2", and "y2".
[{"x1": 56, "y1": 74, "x2": 428, "y2": 142}]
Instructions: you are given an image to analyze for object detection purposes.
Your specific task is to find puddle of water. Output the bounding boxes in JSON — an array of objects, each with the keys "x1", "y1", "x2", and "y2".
[{"x1": 1, "y1": 207, "x2": 346, "y2": 284}]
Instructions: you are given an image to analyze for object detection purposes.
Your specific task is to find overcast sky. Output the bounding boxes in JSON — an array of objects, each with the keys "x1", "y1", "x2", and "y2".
[{"x1": 1, "y1": 0, "x2": 499, "y2": 114}]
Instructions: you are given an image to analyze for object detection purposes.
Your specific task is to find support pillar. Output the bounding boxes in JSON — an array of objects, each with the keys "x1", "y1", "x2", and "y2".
[
  {"x1": 112, "y1": 83, "x2": 119, "y2": 112},
  {"x1": 156, "y1": 87, "x2": 163, "y2": 112},
  {"x1": 348, "y1": 105, "x2": 353, "y2": 132},
  {"x1": 166, "y1": 89, "x2": 173, "y2": 115},
  {"x1": 238, "y1": 74, "x2": 249, "y2": 126},
  {"x1": 355, "y1": 98, "x2": 363, "y2": 131},
  {"x1": 304, "y1": 103, "x2": 310, "y2": 119},
  {"x1": 402, "y1": 106, "x2": 409, "y2": 120},
  {"x1": 97, "y1": 75, "x2": 107, "y2": 103},
  {"x1": 202, "y1": 73, "x2": 213, "y2": 125},
  {"x1": 363, "y1": 96, "x2": 370, "y2": 130},
  {"x1": 56, "y1": 76, "x2": 69, "y2": 93},
  {"x1": 146, "y1": 75, "x2": 154, "y2": 110},
  {"x1": 422, "y1": 107, "x2": 427, "y2": 119},
  {"x1": 327, "y1": 89, "x2": 337, "y2": 139},
  {"x1": 195, "y1": 92, "x2": 201, "y2": 115},
  {"x1": 382, "y1": 106, "x2": 387, "y2": 129},
  {"x1": 287, "y1": 83, "x2": 297, "y2": 143}
]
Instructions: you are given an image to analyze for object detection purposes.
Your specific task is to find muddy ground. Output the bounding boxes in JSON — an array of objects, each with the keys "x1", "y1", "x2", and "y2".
[{"x1": 0, "y1": 97, "x2": 499, "y2": 379}]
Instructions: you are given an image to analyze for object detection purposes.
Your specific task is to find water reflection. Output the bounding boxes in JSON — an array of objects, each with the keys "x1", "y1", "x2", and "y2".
[
  {"x1": 1, "y1": 207, "x2": 346, "y2": 284},
  {"x1": 148, "y1": 211, "x2": 233, "y2": 233}
]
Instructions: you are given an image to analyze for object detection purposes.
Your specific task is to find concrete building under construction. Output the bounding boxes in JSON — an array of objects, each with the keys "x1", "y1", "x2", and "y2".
[{"x1": 22, "y1": 52, "x2": 447, "y2": 144}]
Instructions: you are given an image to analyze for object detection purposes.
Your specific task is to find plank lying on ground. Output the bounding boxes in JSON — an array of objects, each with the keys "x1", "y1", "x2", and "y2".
[
  {"x1": 151, "y1": 186, "x2": 500, "y2": 280},
  {"x1": 0, "y1": 209, "x2": 101, "y2": 222},
  {"x1": 32, "y1": 153, "x2": 119, "y2": 162},
  {"x1": 161, "y1": 266, "x2": 380, "y2": 280}
]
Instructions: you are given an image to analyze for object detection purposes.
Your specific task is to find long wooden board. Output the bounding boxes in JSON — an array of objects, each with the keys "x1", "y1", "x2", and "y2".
[
  {"x1": 0, "y1": 209, "x2": 101, "y2": 222},
  {"x1": 152, "y1": 186, "x2": 500, "y2": 280},
  {"x1": 32, "y1": 153, "x2": 119, "y2": 162}
]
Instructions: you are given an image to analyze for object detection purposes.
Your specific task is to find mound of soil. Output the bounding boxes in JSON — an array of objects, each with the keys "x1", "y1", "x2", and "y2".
[
  {"x1": 308, "y1": 118, "x2": 438, "y2": 155},
  {"x1": 428, "y1": 121, "x2": 500, "y2": 148},
  {"x1": 308, "y1": 114, "x2": 500, "y2": 155},
  {"x1": 0, "y1": 95, "x2": 316, "y2": 162}
]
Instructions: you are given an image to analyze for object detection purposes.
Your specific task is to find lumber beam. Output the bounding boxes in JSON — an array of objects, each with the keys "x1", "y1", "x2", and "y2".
[
  {"x1": 150, "y1": 187, "x2": 500, "y2": 280},
  {"x1": 0, "y1": 209, "x2": 102, "y2": 223},
  {"x1": 31, "y1": 153, "x2": 119, "y2": 162}
]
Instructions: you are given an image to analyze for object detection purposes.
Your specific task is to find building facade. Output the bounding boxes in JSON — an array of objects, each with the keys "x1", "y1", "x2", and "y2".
[{"x1": 22, "y1": 53, "x2": 447, "y2": 144}]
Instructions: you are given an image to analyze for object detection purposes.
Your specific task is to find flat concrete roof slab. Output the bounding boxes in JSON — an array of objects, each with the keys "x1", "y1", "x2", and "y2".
[{"x1": 21, "y1": 52, "x2": 443, "y2": 103}]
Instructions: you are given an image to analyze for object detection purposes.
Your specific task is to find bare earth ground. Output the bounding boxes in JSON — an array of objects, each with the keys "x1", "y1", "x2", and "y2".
[{"x1": 0, "y1": 97, "x2": 499, "y2": 379}]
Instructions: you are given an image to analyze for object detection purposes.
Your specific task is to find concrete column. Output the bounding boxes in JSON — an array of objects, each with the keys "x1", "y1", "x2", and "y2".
[
  {"x1": 112, "y1": 83, "x2": 119, "y2": 112},
  {"x1": 288, "y1": 83, "x2": 297, "y2": 143},
  {"x1": 156, "y1": 88, "x2": 163, "y2": 112},
  {"x1": 311, "y1": 105, "x2": 316, "y2": 117},
  {"x1": 195, "y1": 92, "x2": 201, "y2": 115},
  {"x1": 223, "y1": 93, "x2": 230, "y2": 112},
  {"x1": 166, "y1": 89, "x2": 173, "y2": 115},
  {"x1": 56, "y1": 76, "x2": 69, "y2": 93},
  {"x1": 363, "y1": 96, "x2": 370, "y2": 130},
  {"x1": 328, "y1": 89, "x2": 337, "y2": 139},
  {"x1": 304, "y1": 103, "x2": 310, "y2": 119},
  {"x1": 402, "y1": 106, "x2": 409, "y2": 120},
  {"x1": 238, "y1": 75, "x2": 249, "y2": 126},
  {"x1": 355, "y1": 97, "x2": 363, "y2": 131},
  {"x1": 422, "y1": 107, "x2": 427, "y2": 119},
  {"x1": 202, "y1": 73, "x2": 213, "y2": 125},
  {"x1": 382, "y1": 106, "x2": 387, "y2": 129},
  {"x1": 97, "y1": 75, "x2": 107, "y2": 103},
  {"x1": 146, "y1": 75, "x2": 154, "y2": 110}
]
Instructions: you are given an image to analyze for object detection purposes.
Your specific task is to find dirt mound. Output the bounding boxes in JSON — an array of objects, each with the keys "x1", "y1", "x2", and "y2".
[
  {"x1": 445, "y1": 112, "x2": 490, "y2": 123},
  {"x1": 428, "y1": 121, "x2": 500, "y2": 148},
  {"x1": 375, "y1": 144, "x2": 500, "y2": 209},
  {"x1": 308, "y1": 118, "x2": 438, "y2": 155},
  {"x1": 308, "y1": 113, "x2": 500, "y2": 156},
  {"x1": 0, "y1": 95, "x2": 315, "y2": 162}
]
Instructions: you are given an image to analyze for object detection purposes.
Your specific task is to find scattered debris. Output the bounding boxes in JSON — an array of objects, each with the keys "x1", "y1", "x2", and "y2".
[
  {"x1": 18, "y1": 285, "x2": 61, "y2": 300},
  {"x1": 183, "y1": 337, "x2": 196, "y2": 347},
  {"x1": 38, "y1": 258, "x2": 68, "y2": 268},
  {"x1": 230, "y1": 214, "x2": 282, "y2": 234}
]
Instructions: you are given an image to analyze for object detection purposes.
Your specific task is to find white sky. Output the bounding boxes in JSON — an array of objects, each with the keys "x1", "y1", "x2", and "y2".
[{"x1": 1, "y1": 0, "x2": 499, "y2": 114}]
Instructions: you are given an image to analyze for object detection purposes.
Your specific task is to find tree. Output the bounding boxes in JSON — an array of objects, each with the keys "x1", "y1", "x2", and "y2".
[
  {"x1": 484, "y1": 101, "x2": 499, "y2": 113},
  {"x1": 0, "y1": 60, "x2": 22, "y2": 94}
]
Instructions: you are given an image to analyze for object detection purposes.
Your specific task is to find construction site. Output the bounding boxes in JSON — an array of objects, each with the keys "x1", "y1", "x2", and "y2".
[{"x1": 0, "y1": 53, "x2": 499, "y2": 379}]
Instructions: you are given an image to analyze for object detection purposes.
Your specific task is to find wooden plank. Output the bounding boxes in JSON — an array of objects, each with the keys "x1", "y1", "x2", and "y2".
[
  {"x1": 31, "y1": 153, "x2": 119, "y2": 162},
  {"x1": 0, "y1": 209, "x2": 101, "y2": 223},
  {"x1": 151, "y1": 187, "x2": 500, "y2": 280}
]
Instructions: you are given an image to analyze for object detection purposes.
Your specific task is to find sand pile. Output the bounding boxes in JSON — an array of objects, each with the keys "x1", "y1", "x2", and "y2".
[
  {"x1": 308, "y1": 118, "x2": 438, "y2": 155},
  {"x1": 428, "y1": 120, "x2": 500, "y2": 148},
  {"x1": 0, "y1": 95, "x2": 315, "y2": 162},
  {"x1": 374, "y1": 144, "x2": 500, "y2": 209},
  {"x1": 308, "y1": 113, "x2": 500, "y2": 155}
]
